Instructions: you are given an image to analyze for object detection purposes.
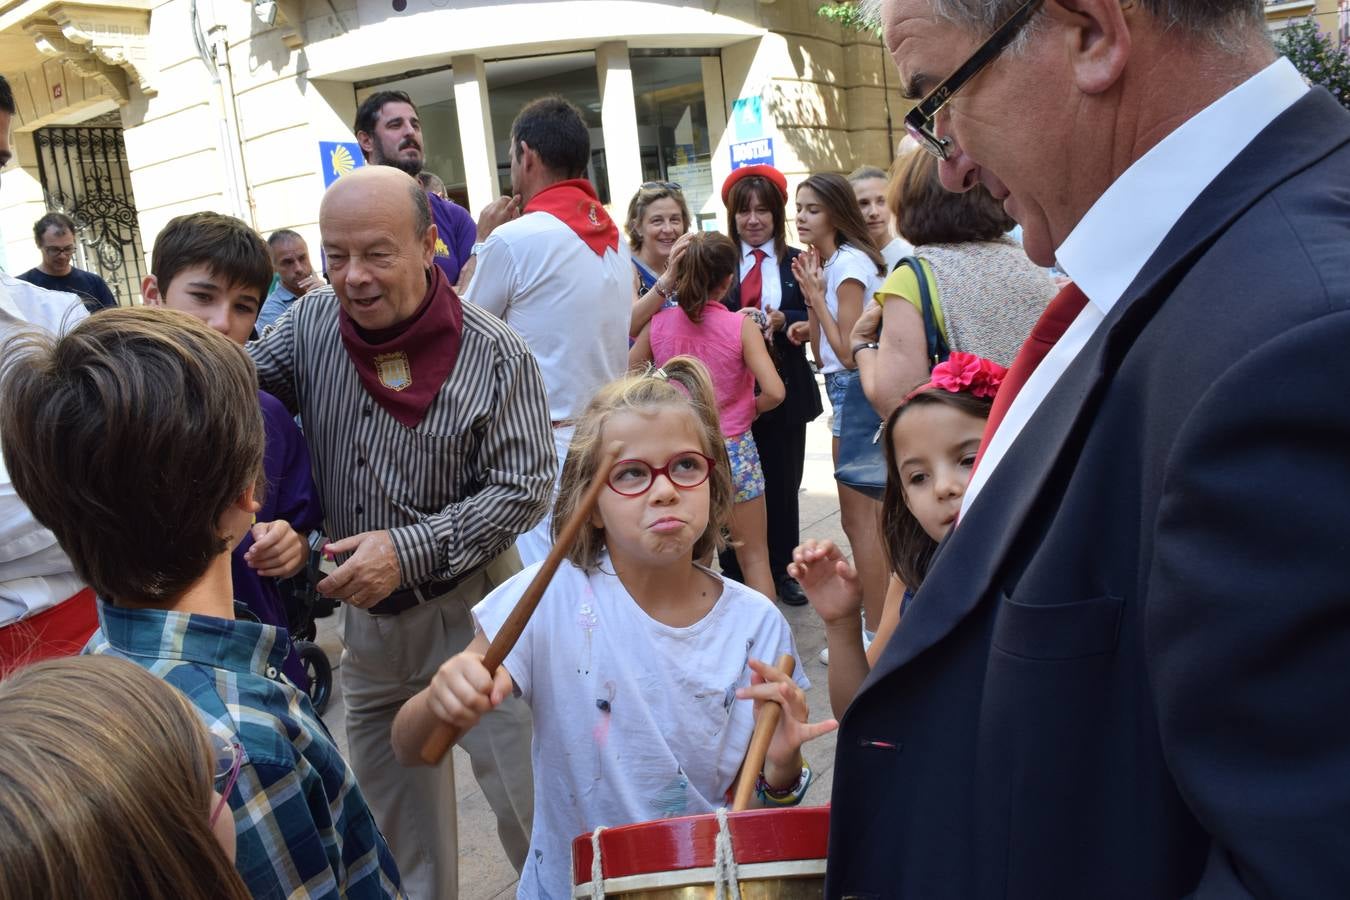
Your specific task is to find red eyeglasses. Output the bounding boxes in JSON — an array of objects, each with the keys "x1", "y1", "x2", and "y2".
[{"x1": 605, "y1": 451, "x2": 716, "y2": 497}]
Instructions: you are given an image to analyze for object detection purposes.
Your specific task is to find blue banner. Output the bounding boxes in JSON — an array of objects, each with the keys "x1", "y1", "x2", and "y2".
[
  {"x1": 730, "y1": 138, "x2": 775, "y2": 170},
  {"x1": 319, "y1": 141, "x2": 365, "y2": 187}
]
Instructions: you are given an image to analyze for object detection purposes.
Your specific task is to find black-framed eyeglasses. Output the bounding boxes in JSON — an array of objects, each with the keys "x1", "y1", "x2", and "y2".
[
  {"x1": 641, "y1": 181, "x2": 683, "y2": 192},
  {"x1": 606, "y1": 451, "x2": 715, "y2": 497},
  {"x1": 904, "y1": 0, "x2": 1046, "y2": 160},
  {"x1": 42, "y1": 244, "x2": 77, "y2": 257}
]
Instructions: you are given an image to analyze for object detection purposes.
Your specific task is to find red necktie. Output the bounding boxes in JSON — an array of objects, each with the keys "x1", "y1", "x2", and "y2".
[
  {"x1": 740, "y1": 248, "x2": 767, "y2": 309},
  {"x1": 973, "y1": 282, "x2": 1089, "y2": 470}
]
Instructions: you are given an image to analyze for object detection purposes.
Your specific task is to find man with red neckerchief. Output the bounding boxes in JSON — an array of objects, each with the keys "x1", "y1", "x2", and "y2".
[
  {"x1": 247, "y1": 165, "x2": 554, "y2": 899},
  {"x1": 463, "y1": 95, "x2": 632, "y2": 567}
]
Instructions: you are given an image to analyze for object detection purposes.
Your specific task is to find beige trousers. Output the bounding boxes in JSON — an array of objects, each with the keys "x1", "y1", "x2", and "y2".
[{"x1": 340, "y1": 548, "x2": 533, "y2": 900}]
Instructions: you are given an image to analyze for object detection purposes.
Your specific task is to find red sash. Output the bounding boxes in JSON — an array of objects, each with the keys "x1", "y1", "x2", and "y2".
[
  {"x1": 338, "y1": 265, "x2": 463, "y2": 429},
  {"x1": 525, "y1": 179, "x2": 619, "y2": 257}
]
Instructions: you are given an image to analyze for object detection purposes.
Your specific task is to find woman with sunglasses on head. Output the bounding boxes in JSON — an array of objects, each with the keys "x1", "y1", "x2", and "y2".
[
  {"x1": 0, "y1": 655, "x2": 251, "y2": 900},
  {"x1": 627, "y1": 181, "x2": 695, "y2": 337},
  {"x1": 714, "y1": 164, "x2": 824, "y2": 608}
]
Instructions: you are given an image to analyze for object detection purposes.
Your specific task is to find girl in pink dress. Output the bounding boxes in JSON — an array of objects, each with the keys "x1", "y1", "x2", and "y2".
[{"x1": 630, "y1": 232, "x2": 786, "y2": 601}]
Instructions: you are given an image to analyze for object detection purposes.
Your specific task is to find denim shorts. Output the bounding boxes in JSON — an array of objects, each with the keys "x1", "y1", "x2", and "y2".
[
  {"x1": 724, "y1": 430, "x2": 766, "y2": 503},
  {"x1": 824, "y1": 369, "x2": 860, "y2": 438}
]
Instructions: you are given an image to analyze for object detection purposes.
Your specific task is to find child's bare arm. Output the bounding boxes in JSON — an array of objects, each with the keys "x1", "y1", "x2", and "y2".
[
  {"x1": 789, "y1": 539, "x2": 866, "y2": 719},
  {"x1": 391, "y1": 633, "x2": 514, "y2": 766}
]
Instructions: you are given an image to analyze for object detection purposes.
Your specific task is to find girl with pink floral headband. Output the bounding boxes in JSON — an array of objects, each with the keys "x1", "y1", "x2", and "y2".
[{"x1": 789, "y1": 351, "x2": 1007, "y2": 716}]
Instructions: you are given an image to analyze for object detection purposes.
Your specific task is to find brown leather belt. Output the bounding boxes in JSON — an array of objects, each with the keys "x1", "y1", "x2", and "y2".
[{"x1": 367, "y1": 571, "x2": 474, "y2": 617}]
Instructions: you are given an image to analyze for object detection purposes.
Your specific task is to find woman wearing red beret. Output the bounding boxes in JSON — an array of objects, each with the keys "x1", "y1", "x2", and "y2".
[{"x1": 715, "y1": 165, "x2": 823, "y2": 608}]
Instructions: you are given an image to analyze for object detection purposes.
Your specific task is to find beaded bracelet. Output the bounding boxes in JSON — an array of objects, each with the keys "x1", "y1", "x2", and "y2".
[{"x1": 755, "y1": 763, "x2": 812, "y2": 807}]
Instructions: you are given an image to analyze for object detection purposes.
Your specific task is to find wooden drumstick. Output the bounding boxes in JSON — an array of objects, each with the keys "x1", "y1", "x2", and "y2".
[
  {"x1": 731, "y1": 652, "x2": 797, "y2": 812},
  {"x1": 419, "y1": 441, "x2": 624, "y2": 766}
]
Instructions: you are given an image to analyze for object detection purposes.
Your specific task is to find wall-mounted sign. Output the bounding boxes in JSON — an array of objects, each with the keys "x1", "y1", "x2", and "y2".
[
  {"x1": 731, "y1": 96, "x2": 763, "y2": 141},
  {"x1": 319, "y1": 141, "x2": 365, "y2": 188},
  {"x1": 730, "y1": 138, "x2": 775, "y2": 171}
]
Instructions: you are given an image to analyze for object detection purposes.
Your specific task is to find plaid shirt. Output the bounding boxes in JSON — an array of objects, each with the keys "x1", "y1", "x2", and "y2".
[{"x1": 87, "y1": 602, "x2": 404, "y2": 900}]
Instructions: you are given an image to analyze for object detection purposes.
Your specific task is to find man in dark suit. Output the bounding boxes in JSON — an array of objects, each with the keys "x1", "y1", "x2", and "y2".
[
  {"x1": 718, "y1": 165, "x2": 823, "y2": 607},
  {"x1": 827, "y1": 0, "x2": 1350, "y2": 895}
]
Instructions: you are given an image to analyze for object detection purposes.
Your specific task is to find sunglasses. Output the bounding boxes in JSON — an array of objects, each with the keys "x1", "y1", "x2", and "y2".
[
  {"x1": 641, "y1": 181, "x2": 683, "y2": 192},
  {"x1": 904, "y1": 0, "x2": 1046, "y2": 160},
  {"x1": 209, "y1": 732, "x2": 243, "y2": 827}
]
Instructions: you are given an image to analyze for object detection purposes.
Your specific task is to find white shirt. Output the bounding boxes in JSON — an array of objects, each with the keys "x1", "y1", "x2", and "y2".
[
  {"x1": 464, "y1": 210, "x2": 632, "y2": 421},
  {"x1": 474, "y1": 556, "x2": 808, "y2": 900},
  {"x1": 820, "y1": 243, "x2": 882, "y2": 374},
  {"x1": 881, "y1": 235, "x2": 915, "y2": 272},
  {"x1": 962, "y1": 58, "x2": 1308, "y2": 516},
  {"x1": 0, "y1": 272, "x2": 89, "y2": 625},
  {"x1": 738, "y1": 240, "x2": 782, "y2": 311}
]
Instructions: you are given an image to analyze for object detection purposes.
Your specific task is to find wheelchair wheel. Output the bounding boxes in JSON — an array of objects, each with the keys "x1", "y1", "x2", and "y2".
[{"x1": 296, "y1": 640, "x2": 332, "y2": 715}]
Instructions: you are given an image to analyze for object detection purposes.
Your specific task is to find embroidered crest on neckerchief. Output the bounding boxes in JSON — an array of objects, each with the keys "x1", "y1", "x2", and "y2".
[
  {"x1": 587, "y1": 202, "x2": 601, "y2": 227},
  {"x1": 375, "y1": 351, "x2": 412, "y2": 391}
]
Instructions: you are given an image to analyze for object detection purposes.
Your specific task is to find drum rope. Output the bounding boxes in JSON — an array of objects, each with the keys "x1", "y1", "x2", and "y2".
[
  {"x1": 589, "y1": 826, "x2": 606, "y2": 899},
  {"x1": 587, "y1": 810, "x2": 743, "y2": 899},
  {"x1": 713, "y1": 806, "x2": 742, "y2": 900}
]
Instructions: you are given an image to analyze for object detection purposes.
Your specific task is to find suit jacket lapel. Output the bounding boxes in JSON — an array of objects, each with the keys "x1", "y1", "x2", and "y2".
[{"x1": 861, "y1": 88, "x2": 1350, "y2": 690}]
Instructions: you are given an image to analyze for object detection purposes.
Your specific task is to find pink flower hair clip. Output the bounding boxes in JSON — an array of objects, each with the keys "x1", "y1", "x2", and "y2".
[{"x1": 903, "y1": 351, "x2": 1008, "y2": 403}]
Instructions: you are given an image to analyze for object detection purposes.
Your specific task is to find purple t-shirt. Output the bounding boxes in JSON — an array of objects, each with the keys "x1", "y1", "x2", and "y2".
[
  {"x1": 429, "y1": 193, "x2": 477, "y2": 284},
  {"x1": 230, "y1": 391, "x2": 323, "y2": 688}
]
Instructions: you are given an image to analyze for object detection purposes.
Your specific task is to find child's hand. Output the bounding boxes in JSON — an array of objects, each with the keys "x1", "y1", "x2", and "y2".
[
  {"x1": 245, "y1": 520, "x2": 308, "y2": 578},
  {"x1": 425, "y1": 651, "x2": 513, "y2": 732},
  {"x1": 737, "y1": 658, "x2": 838, "y2": 786},
  {"x1": 788, "y1": 539, "x2": 862, "y2": 626},
  {"x1": 786, "y1": 321, "x2": 810, "y2": 345}
]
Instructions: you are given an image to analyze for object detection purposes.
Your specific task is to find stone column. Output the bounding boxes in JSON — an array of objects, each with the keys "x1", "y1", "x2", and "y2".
[
  {"x1": 452, "y1": 53, "x2": 499, "y2": 216},
  {"x1": 595, "y1": 40, "x2": 642, "y2": 211}
]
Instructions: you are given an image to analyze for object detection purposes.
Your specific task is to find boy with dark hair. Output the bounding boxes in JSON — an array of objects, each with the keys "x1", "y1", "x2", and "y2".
[
  {"x1": 0, "y1": 307, "x2": 403, "y2": 899},
  {"x1": 143, "y1": 211, "x2": 323, "y2": 690}
]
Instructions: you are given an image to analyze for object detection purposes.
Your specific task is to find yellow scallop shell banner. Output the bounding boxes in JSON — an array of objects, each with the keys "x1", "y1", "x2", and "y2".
[{"x1": 319, "y1": 141, "x2": 366, "y2": 187}]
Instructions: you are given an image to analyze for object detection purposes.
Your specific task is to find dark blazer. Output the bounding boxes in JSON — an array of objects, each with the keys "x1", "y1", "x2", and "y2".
[
  {"x1": 723, "y1": 245, "x2": 822, "y2": 426},
  {"x1": 827, "y1": 88, "x2": 1350, "y2": 899}
]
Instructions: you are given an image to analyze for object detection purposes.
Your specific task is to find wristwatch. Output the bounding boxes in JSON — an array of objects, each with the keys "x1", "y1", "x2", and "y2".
[
  {"x1": 470, "y1": 241, "x2": 487, "y2": 257},
  {"x1": 851, "y1": 341, "x2": 880, "y2": 356}
]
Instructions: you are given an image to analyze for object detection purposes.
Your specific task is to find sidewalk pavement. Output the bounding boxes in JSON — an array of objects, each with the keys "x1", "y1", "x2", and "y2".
[{"x1": 314, "y1": 378, "x2": 854, "y2": 899}]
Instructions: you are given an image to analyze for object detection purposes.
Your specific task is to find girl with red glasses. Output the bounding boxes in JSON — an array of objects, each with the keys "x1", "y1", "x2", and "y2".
[{"x1": 393, "y1": 357, "x2": 835, "y2": 900}]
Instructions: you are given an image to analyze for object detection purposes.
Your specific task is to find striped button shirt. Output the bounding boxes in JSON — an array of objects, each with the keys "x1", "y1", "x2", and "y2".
[
  {"x1": 247, "y1": 288, "x2": 555, "y2": 587},
  {"x1": 86, "y1": 602, "x2": 405, "y2": 899}
]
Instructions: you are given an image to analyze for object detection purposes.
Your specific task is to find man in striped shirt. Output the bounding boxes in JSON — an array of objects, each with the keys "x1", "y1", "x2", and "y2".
[{"x1": 248, "y1": 165, "x2": 555, "y2": 899}]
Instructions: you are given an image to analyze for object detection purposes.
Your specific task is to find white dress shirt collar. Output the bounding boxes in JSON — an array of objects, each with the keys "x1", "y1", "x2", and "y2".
[
  {"x1": 961, "y1": 56, "x2": 1308, "y2": 519},
  {"x1": 1056, "y1": 57, "x2": 1308, "y2": 315}
]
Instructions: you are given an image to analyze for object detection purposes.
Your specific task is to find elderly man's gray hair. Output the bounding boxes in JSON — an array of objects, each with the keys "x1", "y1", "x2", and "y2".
[{"x1": 871, "y1": 0, "x2": 1266, "y2": 53}]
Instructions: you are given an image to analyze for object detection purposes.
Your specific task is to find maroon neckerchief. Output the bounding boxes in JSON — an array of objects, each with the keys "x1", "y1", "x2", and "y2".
[
  {"x1": 524, "y1": 179, "x2": 619, "y2": 256},
  {"x1": 338, "y1": 264, "x2": 463, "y2": 428}
]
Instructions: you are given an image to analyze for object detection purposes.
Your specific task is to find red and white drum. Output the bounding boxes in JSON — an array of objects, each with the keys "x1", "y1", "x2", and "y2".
[{"x1": 572, "y1": 806, "x2": 828, "y2": 899}]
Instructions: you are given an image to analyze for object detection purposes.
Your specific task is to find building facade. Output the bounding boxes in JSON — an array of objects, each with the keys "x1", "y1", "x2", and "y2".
[{"x1": 0, "y1": 0, "x2": 904, "y2": 299}]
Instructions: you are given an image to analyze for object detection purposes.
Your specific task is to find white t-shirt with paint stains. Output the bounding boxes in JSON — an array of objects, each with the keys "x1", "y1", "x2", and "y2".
[{"x1": 473, "y1": 554, "x2": 808, "y2": 900}]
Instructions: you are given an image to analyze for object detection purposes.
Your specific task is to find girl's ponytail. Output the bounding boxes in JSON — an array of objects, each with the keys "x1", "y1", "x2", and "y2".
[
  {"x1": 651, "y1": 355, "x2": 722, "y2": 441},
  {"x1": 671, "y1": 232, "x2": 739, "y2": 321}
]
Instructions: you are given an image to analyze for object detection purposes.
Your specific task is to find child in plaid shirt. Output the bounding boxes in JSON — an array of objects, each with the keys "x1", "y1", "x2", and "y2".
[{"x1": 0, "y1": 308, "x2": 403, "y2": 899}]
